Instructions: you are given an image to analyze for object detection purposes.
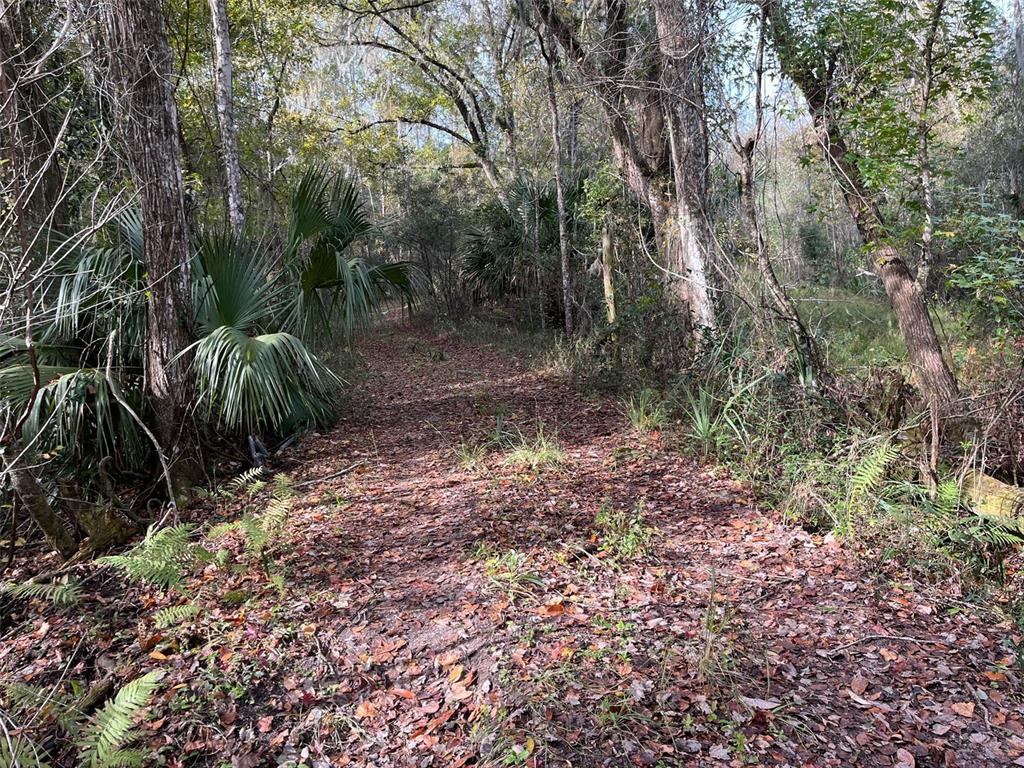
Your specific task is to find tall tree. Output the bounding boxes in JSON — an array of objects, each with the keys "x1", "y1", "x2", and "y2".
[
  {"x1": 762, "y1": 0, "x2": 962, "y2": 412},
  {"x1": 539, "y1": 27, "x2": 574, "y2": 336},
  {"x1": 107, "y1": 0, "x2": 200, "y2": 503},
  {"x1": 209, "y1": 0, "x2": 245, "y2": 233},
  {"x1": 732, "y1": 7, "x2": 825, "y2": 383},
  {"x1": 532, "y1": 0, "x2": 717, "y2": 333}
]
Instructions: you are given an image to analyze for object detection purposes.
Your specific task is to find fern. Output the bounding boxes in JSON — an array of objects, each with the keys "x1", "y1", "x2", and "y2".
[
  {"x1": 97, "y1": 524, "x2": 196, "y2": 589},
  {"x1": 152, "y1": 603, "x2": 201, "y2": 629},
  {"x1": 272, "y1": 473, "x2": 295, "y2": 499},
  {"x1": 222, "y1": 467, "x2": 267, "y2": 497},
  {"x1": 78, "y1": 671, "x2": 162, "y2": 768},
  {"x1": 206, "y1": 521, "x2": 240, "y2": 539},
  {"x1": 848, "y1": 440, "x2": 900, "y2": 504},
  {"x1": 934, "y1": 479, "x2": 961, "y2": 518},
  {"x1": 0, "y1": 732, "x2": 51, "y2": 768},
  {"x1": 2, "y1": 579, "x2": 82, "y2": 606}
]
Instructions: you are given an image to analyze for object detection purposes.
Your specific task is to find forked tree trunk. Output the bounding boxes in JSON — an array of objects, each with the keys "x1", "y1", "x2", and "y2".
[
  {"x1": 533, "y1": 0, "x2": 716, "y2": 336},
  {"x1": 108, "y1": 0, "x2": 200, "y2": 504},
  {"x1": 652, "y1": 0, "x2": 716, "y2": 333},
  {"x1": 209, "y1": 0, "x2": 244, "y2": 234}
]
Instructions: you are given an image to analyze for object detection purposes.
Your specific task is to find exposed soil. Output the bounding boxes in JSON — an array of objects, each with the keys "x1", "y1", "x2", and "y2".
[{"x1": 2, "y1": 323, "x2": 1022, "y2": 767}]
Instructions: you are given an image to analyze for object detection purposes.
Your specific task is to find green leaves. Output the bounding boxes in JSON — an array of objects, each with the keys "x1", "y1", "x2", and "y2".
[
  {"x1": 78, "y1": 671, "x2": 163, "y2": 768},
  {"x1": 97, "y1": 524, "x2": 197, "y2": 589},
  {"x1": 190, "y1": 326, "x2": 339, "y2": 434},
  {"x1": 285, "y1": 165, "x2": 414, "y2": 340}
]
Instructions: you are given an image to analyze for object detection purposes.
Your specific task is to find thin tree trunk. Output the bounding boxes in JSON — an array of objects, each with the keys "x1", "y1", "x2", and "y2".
[
  {"x1": 208, "y1": 0, "x2": 244, "y2": 234},
  {"x1": 10, "y1": 466, "x2": 78, "y2": 559},
  {"x1": 107, "y1": 0, "x2": 200, "y2": 505},
  {"x1": 913, "y1": 0, "x2": 945, "y2": 292},
  {"x1": 542, "y1": 31, "x2": 574, "y2": 336},
  {"x1": 739, "y1": 10, "x2": 825, "y2": 383},
  {"x1": 1015, "y1": 0, "x2": 1024, "y2": 78},
  {"x1": 601, "y1": 216, "x2": 617, "y2": 324}
]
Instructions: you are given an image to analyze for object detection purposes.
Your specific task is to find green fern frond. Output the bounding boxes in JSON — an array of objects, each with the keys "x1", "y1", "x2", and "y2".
[
  {"x1": 272, "y1": 473, "x2": 294, "y2": 499},
  {"x1": 96, "y1": 749, "x2": 148, "y2": 768},
  {"x1": 206, "y1": 521, "x2": 240, "y2": 539},
  {"x1": 97, "y1": 524, "x2": 196, "y2": 589},
  {"x1": 1, "y1": 731, "x2": 51, "y2": 768},
  {"x1": 78, "y1": 671, "x2": 162, "y2": 768},
  {"x1": 2, "y1": 579, "x2": 82, "y2": 606},
  {"x1": 223, "y1": 467, "x2": 267, "y2": 496},
  {"x1": 849, "y1": 440, "x2": 900, "y2": 502},
  {"x1": 934, "y1": 479, "x2": 961, "y2": 518},
  {"x1": 152, "y1": 603, "x2": 201, "y2": 629},
  {"x1": 4, "y1": 682, "x2": 82, "y2": 733}
]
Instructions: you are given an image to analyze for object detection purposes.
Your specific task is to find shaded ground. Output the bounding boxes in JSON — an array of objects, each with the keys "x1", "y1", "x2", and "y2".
[{"x1": 2, "y1": 323, "x2": 1022, "y2": 767}]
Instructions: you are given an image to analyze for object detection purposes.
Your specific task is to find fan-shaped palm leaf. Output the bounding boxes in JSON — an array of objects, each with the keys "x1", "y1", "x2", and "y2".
[{"x1": 189, "y1": 326, "x2": 339, "y2": 434}]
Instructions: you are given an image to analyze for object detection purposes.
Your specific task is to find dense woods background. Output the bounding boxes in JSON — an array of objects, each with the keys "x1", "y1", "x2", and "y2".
[{"x1": 2, "y1": 0, "x2": 1024, "y2": 765}]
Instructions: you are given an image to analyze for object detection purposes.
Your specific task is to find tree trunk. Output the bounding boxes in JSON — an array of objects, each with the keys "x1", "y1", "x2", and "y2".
[
  {"x1": 1015, "y1": 0, "x2": 1024, "y2": 79},
  {"x1": 208, "y1": 0, "x2": 244, "y2": 234},
  {"x1": 737, "y1": 11, "x2": 825, "y2": 384},
  {"x1": 542, "y1": 32, "x2": 574, "y2": 336},
  {"x1": 601, "y1": 216, "x2": 617, "y2": 324},
  {"x1": 107, "y1": 0, "x2": 200, "y2": 505},
  {"x1": 0, "y1": 0, "x2": 67, "y2": 231},
  {"x1": 10, "y1": 465, "x2": 78, "y2": 559},
  {"x1": 739, "y1": 138, "x2": 826, "y2": 383},
  {"x1": 652, "y1": 0, "x2": 716, "y2": 332},
  {"x1": 532, "y1": 0, "x2": 716, "y2": 335},
  {"x1": 763, "y1": 0, "x2": 959, "y2": 412}
]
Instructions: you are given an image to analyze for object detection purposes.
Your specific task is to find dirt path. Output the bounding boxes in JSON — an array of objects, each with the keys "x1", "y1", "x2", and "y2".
[{"x1": 2, "y1": 324, "x2": 1022, "y2": 767}]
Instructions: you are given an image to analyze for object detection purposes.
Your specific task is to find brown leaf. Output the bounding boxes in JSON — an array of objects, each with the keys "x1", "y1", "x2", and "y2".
[
  {"x1": 896, "y1": 747, "x2": 915, "y2": 767},
  {"x1": 950, "y1": 701, "x2": 975, "y2": 718},
  {"x1": 355, "y1": 700, "x2": 378, "y2": 719},
  {"x1": 738, "y1": 695, "x2": 781, "y2": 711},
  {"x1": 257, "y1": 715, "x2": 273, "y2": 733},
  {"x1": 849, "y1": 673, "x2": 869, "y2": 695}
]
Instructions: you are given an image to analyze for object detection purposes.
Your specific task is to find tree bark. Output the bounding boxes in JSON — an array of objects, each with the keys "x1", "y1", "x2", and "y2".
[
  {"x1": 737, "y1": 10, "x2": 825, "y2": 384},
  {"x1": 208, "y1": 0, "x2": 244, "y2": 234},
  {"x1": 531, "y1": 0, "x2": 716, "y2": 334},
  {"x1": 541, "y1": 30, "x2": 574, "y2": 336},
  {"x1": 10, "y1": 465, "x2": 78, "y2": 559},
  {"x1": 651, "y1": 0, "x2": 716, "y2": 332},
  {"x1": 601, "y1": 216, "x2": 617, "y2": 324},
  {"x1": 763, "y1": 0, "x2": 959, "y2": 412},
  {"x1": 107, "y1": 0, "x2": 200, "y2": 504}
]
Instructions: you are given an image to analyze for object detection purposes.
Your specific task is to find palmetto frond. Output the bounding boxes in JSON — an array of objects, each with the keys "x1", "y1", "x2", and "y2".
[
  {"x1": 190, "y1": 326, "x2": 339, "y2": 434},
  {"x1": 0, "y1": 365, "x2": 147, "y2": 473},
  {"x1": 285, "y1": 165, "x2": 414, "y2": 339}
]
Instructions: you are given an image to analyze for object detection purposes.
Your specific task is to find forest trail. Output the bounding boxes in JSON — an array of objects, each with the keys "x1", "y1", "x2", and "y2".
[
  {"x1": 263, "y1": 323, "x2": 1021, "y2": 767},
  {"x1": 3, "y1": 324, "x2": 1021, "y2": 767}
]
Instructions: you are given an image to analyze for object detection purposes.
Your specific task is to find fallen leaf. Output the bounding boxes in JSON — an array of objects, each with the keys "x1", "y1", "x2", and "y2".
[
  {"x1": 355, "y1": 700, "x2": 378, "y2": 719},
  {"x1": 738, "y1": 695, "x2": 781, "y2": 710},
  {"x1": 950, "y1": 701, "x2": 975, "y2": 718},
  {"x1": 257, "y1": 715, "x2": 273, "y2": 733},
  {"x1": 849, "y1": 673, "x2": 869, "y2": 695}
]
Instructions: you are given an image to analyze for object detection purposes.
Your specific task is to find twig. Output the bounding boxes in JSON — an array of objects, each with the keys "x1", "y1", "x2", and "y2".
[
  {"x1": 818, "y1": 633, "x2": 945, "y2": 658},
  {"x1": 294, "y1": 460, "x2": 368, "y2": 489}
]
